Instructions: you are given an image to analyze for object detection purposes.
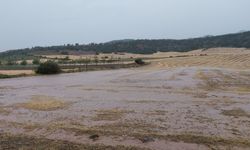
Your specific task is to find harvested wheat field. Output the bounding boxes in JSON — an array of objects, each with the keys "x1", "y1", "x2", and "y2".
[
  {"x1": 0, "y1": 70, "x2": 34, "y2": 76},
  {"x1": 0, "y1": 49, "x2": 250, "y2": 150},
  {"x1": 145, "y1": 48, "x2": 250, "y2": 70}
]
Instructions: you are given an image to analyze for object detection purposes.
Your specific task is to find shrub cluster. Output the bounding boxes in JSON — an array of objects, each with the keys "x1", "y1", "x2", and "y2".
[
  {"x1": 20, "y1": 60, "x2": 27, "y2": 65},
  {"x1": 32, "y1": 59, "x2": 40, "y2": 65},
  {"x1": 35, "y1": 61, "x2": 61, "y2": 74},
  {"x1": 135, "y1": 58, "x2": 145, "y2": 65}
]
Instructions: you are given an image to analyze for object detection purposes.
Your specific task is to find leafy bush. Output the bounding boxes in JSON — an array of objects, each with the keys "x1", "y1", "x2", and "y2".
[
  {"x1": 7, "y1": 60, "x2": 15, "y2": 66},
  {"x1": 20, "y1": 60, "x2": 27, "y2": 65},
  {"x1": 32, "y1": 59, "x2": 40, "y2": 65},
  {"x1": 0, "y1": 74, "x2": 11, "y2": 79},
  {"x1": 63, "y1": 56, "x2": 70, "y2": 60},
  {"x1": 60, "y1": 51, "x2": 69, "y2": 55},
  {"x1": 35, "y1": 61, "x2": 61, "y2": 74},
  {"x1": 135, "y1": 58, "x2": 145, "y2": 65}
]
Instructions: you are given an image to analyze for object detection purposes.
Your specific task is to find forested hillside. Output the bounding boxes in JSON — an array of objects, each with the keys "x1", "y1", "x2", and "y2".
[{"x1": 1, "y1": 31, "x2": 250, "y2": 60}]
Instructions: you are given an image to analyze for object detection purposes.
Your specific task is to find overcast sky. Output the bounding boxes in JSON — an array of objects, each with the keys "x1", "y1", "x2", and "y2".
[{"x1": 0, "y1": 0, "x2": 250, "y2": 51}]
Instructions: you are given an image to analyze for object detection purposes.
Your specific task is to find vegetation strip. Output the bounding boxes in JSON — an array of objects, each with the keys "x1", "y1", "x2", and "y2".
[
  {"x1": 3, "y1": 120, "x2": 250, "y2": 149},
  {"x1": 0, "y1": 133, "x2": 149, "y2": 150},
  {"x1": 57, "y1": 125, "x2": 250, "y2": 148},
  {"x1": 0, "y1": 31, "x2": 249, "y2": 60},
  {"x1": 0, "y1": 74, "x2": 28, "y2": 79}
]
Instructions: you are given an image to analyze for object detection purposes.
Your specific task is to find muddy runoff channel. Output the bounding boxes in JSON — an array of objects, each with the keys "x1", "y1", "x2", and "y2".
[{"x1": 0, "y1": 67, "x2": 250, "y2": 150}]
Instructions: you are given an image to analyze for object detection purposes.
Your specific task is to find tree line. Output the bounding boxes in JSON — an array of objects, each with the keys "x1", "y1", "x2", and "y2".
[{"x1": 0, "y1": 31, "x2": 250, "y2": 61}]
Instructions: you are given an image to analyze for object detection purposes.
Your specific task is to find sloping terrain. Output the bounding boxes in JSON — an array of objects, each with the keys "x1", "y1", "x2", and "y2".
[{"x1": 0, "y1": 31, "x2": 250, "y2": 60}]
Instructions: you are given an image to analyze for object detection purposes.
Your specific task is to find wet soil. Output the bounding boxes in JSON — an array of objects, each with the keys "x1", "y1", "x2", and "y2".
[{"x1": 0, "y1": 67, "x2": 250, "y2": 150}]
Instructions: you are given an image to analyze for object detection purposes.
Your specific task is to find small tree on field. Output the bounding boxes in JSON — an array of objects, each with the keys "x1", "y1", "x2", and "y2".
[
  {"x1": 36, "y1": 61, "x2": 61, "y2": 74},
  {"x1": 63, "y1": 56, "x2": 70, "y2": 61},
  {"x1": 20, "y1": 60, "x2": 27, "y2": 65},
  {"x1": 60, "y1": 51, "x2": 69, "y2": 55},
  {"x1": 32, "y1": 59, "x2": 40, "y2": 65},
  {"x1": 135, "y1": 58, "x2": 145, "y2": 65}
]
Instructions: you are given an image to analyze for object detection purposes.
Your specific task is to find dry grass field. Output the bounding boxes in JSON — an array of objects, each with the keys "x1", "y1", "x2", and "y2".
[
  {"x1": 0, "y1": 48, "x2": 250, "y2": 150},
  {"x1": 0, "y1": 70, "x2": 35, "y2": 76},
  {"x1": 40, "y1": 48, "x2": 250, "y2": 71},
  {"x1": 1, "y1": 48, "x2": 250, "y2": 76},
  {"x1": 146, "y1": 48, "x2": 250, "y2": 70}
]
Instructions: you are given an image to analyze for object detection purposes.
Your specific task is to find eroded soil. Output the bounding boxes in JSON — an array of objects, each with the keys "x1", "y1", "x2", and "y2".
[{"x1": 0, "y1": 66, "x2": 250, "y2": 150}]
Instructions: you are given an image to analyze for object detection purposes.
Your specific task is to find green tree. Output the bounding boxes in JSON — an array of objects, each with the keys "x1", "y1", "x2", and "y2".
[
  {"x1": 60, "y1": 51, "x2": 69, "y2": 55},
  {"x1": 20, "y1": 60, "x2": 27, "y2": 65},
  {"x1": 36, "y1": 61, "x2": 61, "y2": 74},
  {"x1": 32, "y1": 59, "x2": 40, "y2": 65},
  {"x1": 135, "y1": 58, "x2": 145, "y2": 65},
  {"x1": 63, "y1": 56, "x2": 70, "y2": 60},
  {"x1": 7, "y1": 60, "x2": 15, "y2": 66}
]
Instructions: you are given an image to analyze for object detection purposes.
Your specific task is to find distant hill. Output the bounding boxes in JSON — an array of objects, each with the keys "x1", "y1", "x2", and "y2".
[{"x1": 0, "y1": 31, "x2": 250, "y2": 60}]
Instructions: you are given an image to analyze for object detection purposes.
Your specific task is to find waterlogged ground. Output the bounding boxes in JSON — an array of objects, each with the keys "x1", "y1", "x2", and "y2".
[{"x1": 0, "y1": 67, "x2": 250, "y2": 150}]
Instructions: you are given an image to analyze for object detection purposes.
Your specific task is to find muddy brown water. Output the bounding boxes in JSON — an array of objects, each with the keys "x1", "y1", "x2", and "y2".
[{"x1": 0, "y1": 67, "x2": 250, "y2": 150}]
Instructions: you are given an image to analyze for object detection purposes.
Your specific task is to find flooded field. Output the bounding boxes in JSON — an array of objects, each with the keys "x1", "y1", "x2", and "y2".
[{"x1": 0, "y1": 65, "x2": 250, "y2": 150}]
